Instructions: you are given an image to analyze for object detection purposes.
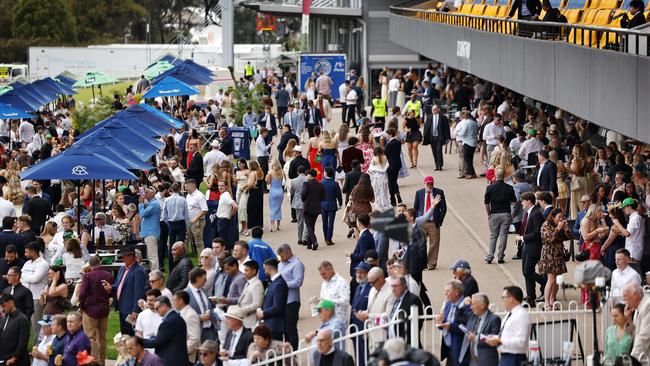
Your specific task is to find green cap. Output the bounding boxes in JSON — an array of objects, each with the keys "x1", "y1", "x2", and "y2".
[
  {"x1": 118, "y1": 185, "x2": 127, "y2": 193},
  {"x1": 315, "y1": 299, "x2": 335, "y2": 311},
  {"x1": 53, "y1": 258, "x2": 63, "y2": 266},
  {"x1": 527, "y1": 129, "x2": 537, "y2": 136},
  {"x1": 63, "y1": 231, "x2": 74, "y2": 240},
  {"x1": 621, "y1": 197, "x2": 637, "y2": 209},
  {"x1": 45, "y1": 134, "x2": 52, "y2": 139}
]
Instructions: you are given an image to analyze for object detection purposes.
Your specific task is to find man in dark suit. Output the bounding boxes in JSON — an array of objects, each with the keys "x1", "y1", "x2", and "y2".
[
  {"x1": 288, "y1": 146, "x2": 311, "y2": 179},
  {"x1": 621, "y1": 0, "x2": 647, "y2": 28},
  {"x1": 305, "y1": 100, "x2": 323, "y2": 138},
  {"x1": 346, "y1": 214, "x2": 375, "y2": 277},
  {"x1": 218, "y1": 127, "x2": 234, "y2": 157},
  {"x1": 384, "y1": 128, "x2": 403, "y2": 206},
  {"x1": 142, "y1": 296, "x2": 189, "y2": 366},
  {"x1": 0, "y1": 293, "x2": 30, "y2": 366},
  {"x1": 535, "y1": 151, "x2": 558, "y2": 198},
  {"x1": 23, "y1": 187, "x2": 51, "y2": 234},
  {"x1": 459, "y1": 293, "x2": 501, "y2": 366},
  {"x1": 106, "y1": 247, "x2": 147, "y2": 336},
  {"x1": 221, "y1": 306, "x2": 254, "y2": 360},
  {"x1": 413, "y1": 176, "x2": 447, "y2": 270},
  {"x1": 0, "y1": 245, "x2": 25, "y2": 291},
  {"x1": 507, "y1": 0, "x2": 542, "y2": 36},
  {"x1": 301, "y1": 169, "x2": 325, "y2": 250},
  {"x1": 257, "y1": 258, "x2": 288, "y2": 341},
  {"x1": 186, "y1": 143, "x2": 204, "y2": 184},
  {"x1": 277, "y1": 124, "x2": 299, "y2": 166},
  {"x1": 2, "y1": 266, "x2": 34, "y2": 320},
  {"x1": 258, "y1": 105, "x2": 277, "y2": 143},
  {"x1": 0, "y1": 218, "x2": 25, "y2": 258},
  {"x1": 437, "y1": 279, "x2": 471, "y2": 366},
  {"x1": 341, "y1": 137, "x2": 364, "y2": 173},
  {"x1": 350, "y1": 262, "x2": 371, "y2": 366},
  {"x1": 516, "y1": 192, "x2": 546, "y2": 304},
  {"x1": 21, "y1": 180, "x2": 50, "y2": 212},
  {"x1": 342, "y1": 159, "x2": 362, "y2": 205},
  {"x1": 313, "y1": 329, "x2": 354, "y2": 366},
  {"x1": 423, "y1": 105, "x2": 451, "y2": 171},
  {"x1": 321, "y1": 167, "x2": 342, "y2": 246},
  {"x1": 387, "y1": 276, "x2": 423, "y2": 347}
]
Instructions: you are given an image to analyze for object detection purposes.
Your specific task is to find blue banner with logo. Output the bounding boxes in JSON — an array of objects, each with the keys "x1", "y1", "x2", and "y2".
[
  {"x1": 298, "y1": 54, "x2": 346, "y2": 100},
  {"x1": 228, "y1": 127, "x2": 251, "y2": 160}
]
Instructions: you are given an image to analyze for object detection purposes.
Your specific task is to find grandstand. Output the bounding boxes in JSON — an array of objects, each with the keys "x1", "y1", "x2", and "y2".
[{"x1": 389, "y1": 0, "x2": 650, "y2": 143}]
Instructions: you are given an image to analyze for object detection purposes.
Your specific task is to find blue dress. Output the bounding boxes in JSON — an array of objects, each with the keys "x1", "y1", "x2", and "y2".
[
  {"x1": 269, "y1": 178, "x2": 284, "y2": 221},
  {"x1": 321, "y1": 148, "x2": 337, "y2": 174}
]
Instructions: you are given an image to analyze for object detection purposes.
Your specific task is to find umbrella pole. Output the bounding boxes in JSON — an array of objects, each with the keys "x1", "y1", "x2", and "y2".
[
  {"x1": 102, "y1": 180, "x2": 106, "y2": 212},
  {"x1": 92, "y1": 86, "x2": 95, "y2": 103},
  {"x1": 92, "y1": 180, "x2": 96, "y2": 245},
  {"x1": 76, "y1": 182, "x2": 82, "y2": 235}
]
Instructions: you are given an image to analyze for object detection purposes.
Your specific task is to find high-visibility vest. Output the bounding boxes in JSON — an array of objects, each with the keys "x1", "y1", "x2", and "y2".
[
  {"x1": 372, "y1": 98, "x2": 387, "y2": 117},
  {"x1": 244, "y1": 64, "x2": 254, "y2": 76},
  {"x1": 406, "y1": 100, "x2": 421, "y2": 115}
]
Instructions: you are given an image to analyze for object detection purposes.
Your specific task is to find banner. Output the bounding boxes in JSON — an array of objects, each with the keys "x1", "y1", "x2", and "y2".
[
  {"x1": 298, "y1": 54, "x2": 346, "y2": 100},
  {"x1": 228, "y1": 127, "x2": 251, "y2": 160}
]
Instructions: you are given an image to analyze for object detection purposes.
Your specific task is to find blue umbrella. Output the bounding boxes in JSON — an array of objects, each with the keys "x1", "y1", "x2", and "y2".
[
  {"x1": 20, "y1": 150, "x2": 138, "y2": 181},
  {"x1": 111, "y1": 111, "x2": 171, "y2": 135},
  {"x1": 80, "y1": 117, "x2": 161, "y2": 140},
  {"x1": 40, "y1": 78, "x2": 76, "y2": 95},
  {"x1": 152, "y1": 64, "x2": 213, "y2": 85},
  {"x1": 78, "y1": 129, "x2": 156, "y2": 162},
  {"x1": 144, "y1": 76, "x2": 199, "y2": 98},
  {"x1": 0, "y1": 103, "x2": 34, "y2": 119},
  {"x1": 129, "y1": 104, "x2": 185, "y2": 129},
  {"x1": 0, "y1": 93, "x2": 38, "y2": 111},
  {"x1": 78, "y1": 123, "x2": 162, "y2": 156},
  {"x1": 54, "y1": 74, "x2": 77, "y2": 87},
  {"x1": 66, "y1": 143, "x2": 152, "y2": 171},
  {"x1": 145, "y1": 54, "x2": 182, "y2": 70},
  {"x1": 182, "y1": 60, "x2": 214, "y2": 77}
]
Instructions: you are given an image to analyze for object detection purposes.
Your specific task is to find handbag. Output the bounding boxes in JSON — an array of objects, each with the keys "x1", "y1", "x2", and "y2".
[
  {"x1": 563, "y1": 248, "x2": 571, "y2": 262},
  {"x1": 314, "y1": 151, "x2": 322, "y2": 163},
  {"x1": 575, "y1": 248, "x2": 590, "y2": 262},
  {"x1": 570, "y1": 177, "x2": 583, "y2": 191}
]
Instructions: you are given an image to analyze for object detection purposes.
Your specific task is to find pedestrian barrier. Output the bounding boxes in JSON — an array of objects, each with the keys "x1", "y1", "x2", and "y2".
[{"x1": 254, "y1": 301, "x2": 606, "y2": 365}]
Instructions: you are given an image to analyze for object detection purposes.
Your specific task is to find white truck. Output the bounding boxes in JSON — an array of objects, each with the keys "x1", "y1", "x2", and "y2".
[{"x1": 0, "y1": 64, "x2": 28, "y2": 85}]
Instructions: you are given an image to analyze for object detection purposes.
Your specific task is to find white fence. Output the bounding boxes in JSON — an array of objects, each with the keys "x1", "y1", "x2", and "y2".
[{"x1": 252, "y1": 301, "x2": 608, "y2": 366}]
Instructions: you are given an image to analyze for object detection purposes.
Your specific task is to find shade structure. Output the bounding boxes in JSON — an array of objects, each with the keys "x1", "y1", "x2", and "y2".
[
  {"x1": 15, "y1": 84, "x2": 54, "y2": 105},
  {"x1": 78, "y1": 122, "x2": 162, "y2": 156},
  {"x1": 80, "y1": 116, "x2": 161, "y2": 141},
  {"x1": 73, "y1": 71, "x2": 117, "y2": 88},
  {"x1": 111, "y1": 111, "x2": 172, "y2": 135},
  {"x1": 145, "y1": 54, "x2": 181, "y2": 70},
  {"x1": 182, "y1": 59, "x2": 214, "y2": 76},
  {"x1": 20, "y1": 150, "x2": 138, "y2": 181},
  {"x1": 0, "y1": 103, "x2": 34, "y2": 119},
  {"x1": 77, "y1": 129, "x2": 156, "y2": 162},
  {"x1": 55, "y1": 73, "x2": 77, "y2": 87},
  {"x1": 64, "y1": 143, "x2": 152, "y2": 171},
  {"x1": 0, "y1": 93, "x2": 39, "y2": 112},
  {"x1": 143, "y1": 76, "x2": 199, "y2": 98},
  {"x1": 144, "y1": 61, "x2": 175, "y2": 80},
  {"x1": 129, "y1": 104, "x2": 184, "y2": 129},
  {"x1": 34, "y1": 78, "x2": 76, "y2": 96},
  {"x1": 151, "y1": 63, "x2": 213, "y2": 86},
  {"x1": 0, "y1": 86, "x2": 12, "y2": 95}
]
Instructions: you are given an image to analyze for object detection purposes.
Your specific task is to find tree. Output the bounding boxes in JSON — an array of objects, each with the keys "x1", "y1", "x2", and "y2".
[
  {"x1": 0, "y1": 0, "x2": 16, "y2": 39},
  {"x1": 12, "y1": 0, "x2": 77, "y2": 43},
  {"x1": 66, "y1": 0, "x2": 147, "y2": 43}
]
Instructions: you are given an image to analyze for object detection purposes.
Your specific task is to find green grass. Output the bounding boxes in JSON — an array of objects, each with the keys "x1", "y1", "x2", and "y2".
[{"x1": 75, "y1": 82, "x2": 135, "y2": 104}]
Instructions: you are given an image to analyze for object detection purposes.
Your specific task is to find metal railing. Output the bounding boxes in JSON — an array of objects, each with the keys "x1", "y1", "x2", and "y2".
[
  {"x1": 254, "y1": 301, "x2": 606, "y2": 366},
  {"x1": 248, "y1": 0, "x2": 362, "y2": 9},
  {"x1": 390, "y1": 5, "x2": 650, "y2": 55}
]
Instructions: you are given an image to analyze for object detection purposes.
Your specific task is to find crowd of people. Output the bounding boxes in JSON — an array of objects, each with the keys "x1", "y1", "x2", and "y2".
[{"x1": 0, "y1": 60, "x2": 649, "y2": 366}]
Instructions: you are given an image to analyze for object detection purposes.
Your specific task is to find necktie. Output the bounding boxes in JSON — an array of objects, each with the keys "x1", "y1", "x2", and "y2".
[
  {"x1": 425, "y1": 191, "x2": 431, "y2": 212},
  {"x1": 116, "y1": 268, "x2": 130, "y2": 301},
  {"x1": 519, "y1": 211, "x2": 529, "y2": 236},
  {"x1": 10, "y1": 286, "x2": 14, "y2": 295},
  {"x1": 227, "y1": 332, "x2": 236, "y2": 355},
  {"x1": 390, "y1": 298, "x2": 401, "y2": 319},
  {"x1": 2, "y1": 316, "x2": 9, "y2": 332},
  {"x1": 199, "y1": 289, "x2": 209, "y2": 313},
  {"x1": 433, "y1": 115, "x2": 438, "y2": 137}
]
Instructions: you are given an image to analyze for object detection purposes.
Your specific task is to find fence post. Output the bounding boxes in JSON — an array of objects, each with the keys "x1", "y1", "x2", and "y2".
[{"x1": 410, "y1": 304, "x2": 419, "y2": 349}]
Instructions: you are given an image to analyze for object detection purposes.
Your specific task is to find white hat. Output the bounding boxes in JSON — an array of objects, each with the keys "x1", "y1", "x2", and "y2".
[
  {"x1": 293, "y1": 146, "x2": 303, "y2": 153},
  {"x1": 224, "y1": 306, "x2": 245, "y2": 321},
  {"x1": 210, "y1": 140, "x2": 220, "y2": 148}
]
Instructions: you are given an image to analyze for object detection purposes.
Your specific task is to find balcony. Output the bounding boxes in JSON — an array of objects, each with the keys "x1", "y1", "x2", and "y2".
[{"x1": 242, "y1": 0, "x2": 362, "y2": 17}]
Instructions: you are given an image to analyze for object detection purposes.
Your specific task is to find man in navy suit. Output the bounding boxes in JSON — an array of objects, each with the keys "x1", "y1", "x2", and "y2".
[
  {"x1": 277, "y1": 124, "x2": 299, "y2": 166},
  {"x1": 536, "y1": 191, "x2": 554, "y2": 219},
  {"x1": 21, "y1": 180, "x2": 50, "y2": 212},
  {"x1": 350, "y1": 262, "x2": 371, "y2": 366},
  {"x1": 436, "y1": 279, "x2": 471, "y2": 366},
  {"x1": 257, "y1": 258, "x2": 288, "y2": 341},
  {"x1": 460, "y1": 293, "x2": 501, "y2": 366},
  {"x1": 515, "y1": 192, "x2": 546, "y2": 304},
  {"x1": 384, "y1": 128, "x2": 403, "y2": 206},
  {"x1": 142, "y1": 296, "x2": 189, "y2": 366},
  {"x1": 184, "y1": 267, "x2": 217, "y2": 342},
  {"x1": 321, "y1": 167, "x2": 342, "y2": 246},
  {"x1": 345, "y1": 213, "x2": 374, "y2": 278},
  {"x1": 105, "y1": 246, "x2": 147, "y2": 336},
  {"x1": 535, "y1": 151, "x2": 558, "y2": 198},
  {"x1": 23, "y1": 187, "x2": 52, "y2": 234},
  {"x1": 258, "y1": 105, "x2": 277, "y2": 144},
  {"x1": 0, "y1": 217, "x2": 25, "y2": 256},
  {"x1": 305, "y1": 100, "x2": 322, "y2": 138},
  {"x1": 413, "y1": 176, "x2": 447, "y2": 270}
]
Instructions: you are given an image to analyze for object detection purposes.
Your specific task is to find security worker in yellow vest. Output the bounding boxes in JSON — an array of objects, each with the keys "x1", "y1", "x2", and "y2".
[
  {"x1": 370, "y1": 91, "x2": 388, "y2": 130},
  {"x1": 244, "y1": 62, "x2": 254, "y2": 80},
  {"x1": 403, "y1": 93, "x2": 422, "y2": 121}
]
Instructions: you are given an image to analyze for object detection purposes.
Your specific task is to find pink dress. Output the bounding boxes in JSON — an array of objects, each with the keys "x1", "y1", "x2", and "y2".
[{"x1": 358, "y1": 142, "x2": 374, "y2": 173}]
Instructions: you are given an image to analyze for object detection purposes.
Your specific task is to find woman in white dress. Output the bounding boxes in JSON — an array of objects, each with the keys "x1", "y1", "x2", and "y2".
[
  {"x1": 395, "y1": 79, "x2": 406, "y2": 112},
  {"x1": 334, "y1": 124, "x2": 349, "y2": 185},
  {"x1": 380, "y1": 69, "x2": 389, "y2": 102},
  {"x1": 304, "y1": 77, "x2": 316, "y2": 101},
  {"x1": 368, "y1": 146, "x2": 391, "y2": 211}
]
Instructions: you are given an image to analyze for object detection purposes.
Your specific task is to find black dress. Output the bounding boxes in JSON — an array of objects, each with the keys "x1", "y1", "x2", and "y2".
[
  {"x1": 247, "y1": 178, "x2": 264, "y2": 229},
  {"x1": 405, "y1": 117, "x2": 422, "y2": 143}
]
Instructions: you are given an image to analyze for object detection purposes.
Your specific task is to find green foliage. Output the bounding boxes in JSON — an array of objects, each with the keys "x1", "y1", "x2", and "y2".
[
  {"x1": 12, "y1": 0, "x2": 77, "y2": 43},
  {"x1": 71, "y1": 96, "x2": 114, "y2": 133},
  {"x1": 227, "y1": 68, "x2": 265, "y2": 125},
  {"x1": 67, "y1": 0, "x2": 147, "y2": 43}
]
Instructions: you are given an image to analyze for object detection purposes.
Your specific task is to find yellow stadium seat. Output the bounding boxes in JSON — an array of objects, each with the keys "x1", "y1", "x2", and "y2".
[
  {"x1": 570, "y1": 9, "x2": 611, "y2": 46},
  {"x1": 458, "y1": 3, "x2": 475, "y2": 13},
  {"x1": 497, "y1": 5, "x2": 511, "y2": 16},
  {"x1": 589, "y1": 0, "x2": 620, "y2": 8},
  {"x1": 484, "y1": 5, "x2": 500, "y2": 15},
  {"x1": 472, "y1": 4, "x2": 488, "y2": 14},
  {"x1": 561, "y1": 8, "x2": 584, "y2": 22}
]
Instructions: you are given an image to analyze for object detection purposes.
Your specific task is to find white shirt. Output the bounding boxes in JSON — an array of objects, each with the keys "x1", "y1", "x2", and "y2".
[
  {"x1": 238, "y1": 256, "x2": 252, "y2": 273},
  {"x1": 498, "y1": 304, "x2": 530, "y2": 355},
  {"x1": 171, "y1": 167, "x2": 185, "y2": 183},
  {"x1": 21, "y1": 256, "x2": 50, "y2": 299},
  {"x1": 186, "y1": 189, "x2": 208, "y2": 221},
  {"x1": 19, "y1": 121, "x2": 35, "y2": 143},
  {"x1": 388, "y1": 78, "x2": 401, "y2": 92},
  {"x1": 509, "y1": 137, "x2": 524, "y2": 155},
  {"x1": 320, "y1": 273, "x2": 350, "y2": 323},
  {"x1": 135, "y1": 308, "x2": 163, "y2": 352},
  {"x1": 188, "y1": 284, "x2": 212, "y2": 328},
  {"x1": 338, "y1": 84, "x2": 348, "y2": 103},
  {"x1": 497, "y1": 100, "x2": 510, "y2": 118},
  {"x1": 256, "y1": 135, "x2": 271, "y2": 158},
  {"x1": 517, "y1": 137, "x2": 544, "y2": 165},
  {"x1": 610, "y1": 265, "x2": 641, "y2": 301},
  {"x1": 32, "y1": 334, "x2": 55, "y2": 366},
  {"x1": 626, "y1": 211, "x2": 645, "y2": 261},
  {"x1": 346, "y1": 89, "x2": 358, "y2": 105},
  {"x1": 203, "y1": 149, "x2": 227, "y2": 176},
  {"x1": 0, "y1": 197, "x2": 16, "y2": 223},
  {"x1": 216, "y1": 191, "x2": 235, "y2": 219},
  {"x1": 92, "y1": 224, "x2": 121, "y2": 243},
  {"x1": 482, "y1": 122, "x2": 505, "y2": 146},
  {"x1": 536, "y1": 160, "x2": 547, "y2": 186},
  {"x1": 62, "y1": 253, "x2": 84, "y2": 280},
  {"x1": 228, "y1": 326, "x2": 244, "y2": 356}
]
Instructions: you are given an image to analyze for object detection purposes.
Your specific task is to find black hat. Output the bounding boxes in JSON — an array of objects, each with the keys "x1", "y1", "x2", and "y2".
[
  {"x1": 0, "y1": 293, "x2": 14, "y2": 304},
  {"x1": 117, "y1": 246, "x2": 136, "y2": 258}
]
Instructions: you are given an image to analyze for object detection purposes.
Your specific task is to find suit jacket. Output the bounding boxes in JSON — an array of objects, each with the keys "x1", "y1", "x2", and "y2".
[
  {"x1": 305, "y1": 107, "x2": 322, "y2": 127},
  {"x1": 459, "y1": 310, "x2": 501, "y2": 366},
  {"x1": 262, "y1": 275, "x2": 288, "y2": 333},
  {"x1": 178, "y1": 305, "x2": 201, "y2": 362},
  {"x1": 313, "y1": 349, "x2": 355, "y2": 366},
  {"x1": 536, "y1": 161, "x2": 558, "y2": 196},
  {"x1": 290, "y1": 175, "x2": 308, "y2": 209},
  {"x1": 440, "y1": 300, "x2": 471, "y2": 363},
  {"x1": 423, "y1": 113, "x2": 451, "y2": 145},
  {"x1": 288, "y1": 156, "x2": 311, "y2": 179},
  {"x1": 350, "y1": 229, "x2": 375, "y2": 276},
  {"x1": 225, "y1": 271, "x2": 247, "y2": 305},
  {"x1": 21, "y1": 192, "x2": 50, "y2": 212},
  {"x1": 142, "y1": 310, "x2": 190, "y2": 366},
  {"x1": 278, "y1": 132, "x2": 299, "y2": 156},
  {"x1": 392, "y1": 291, "x2": 424, "y2": 347},
  {"x1": 2, "y1": 284, "x2": 34, "y2": 319},
  {"x1": 220, "y1": 136, "x2": 235, "y2": 156},
  {"x1": 523, "y1": 206, "x2": 544, "y2": 258},
  {"x1": 541, "y1": 7, "x2": 561, "y2": 21},
  {"x1": 622, "y1": 11, "x2": 646, "y2": 29},
  {"x1": 403, "y1": 231, "x2": 427, "y2": 284},
  {"x1": 167, "y1": 256, "x2": 194, "y2": 294},
  {"x1": 112, "y1": 263, "x2": 147, "y2": 316},
  {"x1": 508, "y1": 0, "x2": 542, "y2": 18},
  {"x1": 301, "y1": 179, "x2": 325, "y2": 214},
  {"x1": 321, "y1": 177, "x2": 342, "y2": 211},
  {"x1": 413, "y1": 188, "x2": 447, "y2": 226},
  {"x1": 184, "y1": 285, "x2": 216, "y2": 329},
  {"x1": 350, "y1": 281, "x2": 371, "y2": 328},
  {"x1": 342, "y1": 168, "x2": 362, "y2": 196},
  {"x1": 0, "y1": 231, "x2": 26, "y2": 259},
  {"x1": 384, "y1": 138, "x2": 402, "y2": 170},
  {"x1": 631, "y1": 294, "x2": 650, "y2": 360},
  {"x1": 186, "y1": 152, "x2": 204, "y2": 183},
  {"x1": 342, "y1": 146, "x2": 364, "y2": 173},
  {"x1": 0, "y1": 257, "x2": 25, "y2": 291},
  {"x1": 237, "y1": 276, "x2": 264, "y2": 329},
  {"x1": 24, "y1": 196, "x2": 52, "y2": 233},
  {"x1": 0, "y1": 309, "x2": 30, "y2": 366},
  {"x1": 223, "y1": 327, "x2": 254, "y2": 360}
]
